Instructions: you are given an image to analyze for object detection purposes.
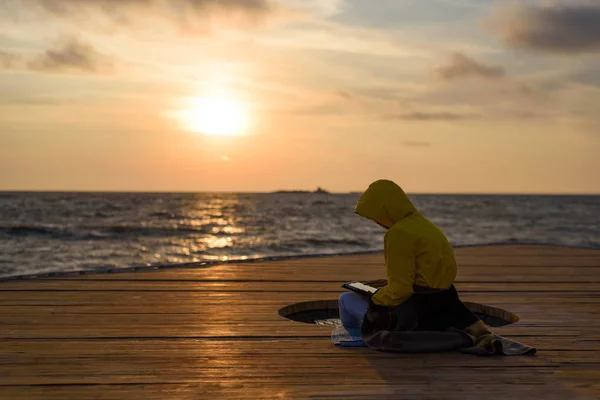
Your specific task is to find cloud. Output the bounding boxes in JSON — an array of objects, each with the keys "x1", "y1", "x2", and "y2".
[
  {"x1": 18, "y1": 0, "x2": 277, "y2": 32},
  {"x1": 0, "y1": 93, "x2": 76, "y2": 105},
  {"x1": 27, "y1": 0, "x2": 272, "y2": 15},
  {"x1": 493, "y1": 4, "x2": 600, "y2": 53},
  {"x1": 27, "y1": 38, "x2": 112, "y2": 73},
  {"x1": 570, "y1": 65, "x2": 600, "y2": 89},
  {"x1": 512, "y1": 111, "x2": 552, "y2": 120},
  {"x1": 336, "y1": 91, "x2": 354, "y2": 100},
  {"x1": 388, "y1": 111, "x2": 482, "y2": 121},
  {"x1": 436, "y1": 52, "x2": 505, "y2": 80},
  {"x1": 0, "y1": 50, "x2": 21, "y2": 69},
  {"x1": 518, "y1": 83, "x2": 534, "y2": 96},
  {"x1": 386, "y1": 109, "x2": 556, "y2": 122}
]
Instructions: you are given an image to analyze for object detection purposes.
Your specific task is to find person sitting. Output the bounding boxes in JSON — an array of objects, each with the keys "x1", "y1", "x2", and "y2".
[{"x1": 338, "y1": 179, "x2": 492, "y2": 347}]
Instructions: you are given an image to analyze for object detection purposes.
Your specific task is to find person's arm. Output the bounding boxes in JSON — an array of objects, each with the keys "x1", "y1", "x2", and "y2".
[{"x1": 370, "y1": 228, "x2": 415, "y2": 307}]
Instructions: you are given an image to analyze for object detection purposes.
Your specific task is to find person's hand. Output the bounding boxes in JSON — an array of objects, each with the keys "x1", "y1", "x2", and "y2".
[{"x1": 363, "y1": 279, "x2": 387, "y2": 288}]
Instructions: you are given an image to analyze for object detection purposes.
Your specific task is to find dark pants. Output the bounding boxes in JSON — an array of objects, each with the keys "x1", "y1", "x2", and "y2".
[
  {"x1": 411, "y1": 285, "x2": 479, "y2": 331},
  {"x1": 365, "y1": 285, "x2": 479, "y2": 333}
]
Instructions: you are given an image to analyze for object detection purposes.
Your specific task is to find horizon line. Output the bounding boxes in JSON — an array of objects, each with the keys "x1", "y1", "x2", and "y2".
[{"x1": 1, "y1": 189, "x2": 599, "y2": 196}]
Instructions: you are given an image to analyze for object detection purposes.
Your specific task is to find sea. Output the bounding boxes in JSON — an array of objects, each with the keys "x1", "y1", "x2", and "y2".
[{"x1": 0, "y1": 192, "x2": 598, "y2": 279}]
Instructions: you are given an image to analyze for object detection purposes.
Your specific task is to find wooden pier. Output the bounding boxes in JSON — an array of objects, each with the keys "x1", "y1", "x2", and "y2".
[{"x1": 1, "y1": 245, "x2": 600, "y2": 399}]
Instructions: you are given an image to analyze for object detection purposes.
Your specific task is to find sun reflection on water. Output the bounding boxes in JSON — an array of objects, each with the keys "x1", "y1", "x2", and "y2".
[
  {"x1": 199, "y1": 236, "x2": 233, "y2": 249},
  {"x1": 103, "y1": 192, "x2": 377, "y2": 268}
]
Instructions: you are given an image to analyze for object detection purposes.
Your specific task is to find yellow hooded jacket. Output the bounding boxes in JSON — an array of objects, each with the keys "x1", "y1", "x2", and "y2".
[{"x1": 355, "y1": 180, "x2": 457, "y2": 307}]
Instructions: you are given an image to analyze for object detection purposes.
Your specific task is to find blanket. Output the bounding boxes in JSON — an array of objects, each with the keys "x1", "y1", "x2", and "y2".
[
  {"x1": 332, "y1": 323, "x2": 536, "y2": 355},
  {"x1": 333, "y1": 280, "x2": 536, "y2": 356}
]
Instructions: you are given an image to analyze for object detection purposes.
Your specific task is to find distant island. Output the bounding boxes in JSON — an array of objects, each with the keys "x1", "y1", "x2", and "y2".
[{"x1": 273, "y1": 187, "x2": 330, "y2": 194}]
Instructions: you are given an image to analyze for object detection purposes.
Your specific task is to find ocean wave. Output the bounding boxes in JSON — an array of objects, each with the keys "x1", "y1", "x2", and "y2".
[
  {"x1": 0, "y1": 224, "x2": 218, "y2": 240},
  {"x1": 148, "y1": 211, "x2": 179, "y2": 218},
  {"x1": 301, "y1": 238, "x2": 372, "y2": 247},
  {"x1": 1, "y1": 225, "x2": 69, "y2": 237},
  {"x1": 1, "y1": 192, "x2": 598, "y2": 279},
  {"x1": 106, "y1": 225, "x2": 211, "y2": 236}
]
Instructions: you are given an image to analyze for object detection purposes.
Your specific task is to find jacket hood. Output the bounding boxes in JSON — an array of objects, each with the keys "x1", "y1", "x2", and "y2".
[{"x1": 354, "y1": 180, "x2": 417, "y2": 228}]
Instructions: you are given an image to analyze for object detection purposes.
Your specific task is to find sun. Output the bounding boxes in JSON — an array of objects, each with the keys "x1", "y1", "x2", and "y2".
[{"x1": 181, "y1": 96, "x2": 249, "y2": 136}]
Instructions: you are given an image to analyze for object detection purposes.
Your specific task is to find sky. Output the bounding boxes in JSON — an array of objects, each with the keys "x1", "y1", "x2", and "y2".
[{"x1": 1, "y1": 0, "x2": 599, "y2": 193}]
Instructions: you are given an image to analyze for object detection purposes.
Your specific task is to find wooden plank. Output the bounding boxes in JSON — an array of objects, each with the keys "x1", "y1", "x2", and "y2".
[
  {"x1": 1, "y1": 290, "x2": 599, "y2": 306},
  {"x1": 56, "y1": 266, "x2": 600, "y2": 282},
  {"x1": 2, "y1": 380, "x2": 591, "y2": 400},
  {"x1": 1, "y1": 245, "x2": 599, "y2": 400},
  {"x1": 3, "y1": 299, "x2": 600, "y2": 315},
  {"x1": 3, "y1": 280, "x2": 600, "y2": 291}
]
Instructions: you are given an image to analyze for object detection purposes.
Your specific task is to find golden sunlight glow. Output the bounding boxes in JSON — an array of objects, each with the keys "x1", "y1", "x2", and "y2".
[{"x1": 181, "y1": 96, "x2": 249, "y2": 136}]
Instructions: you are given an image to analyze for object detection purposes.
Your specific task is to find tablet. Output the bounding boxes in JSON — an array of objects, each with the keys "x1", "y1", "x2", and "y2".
[{"x1": 341, "y1": 281, "x2": 378, "y2": 297}]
